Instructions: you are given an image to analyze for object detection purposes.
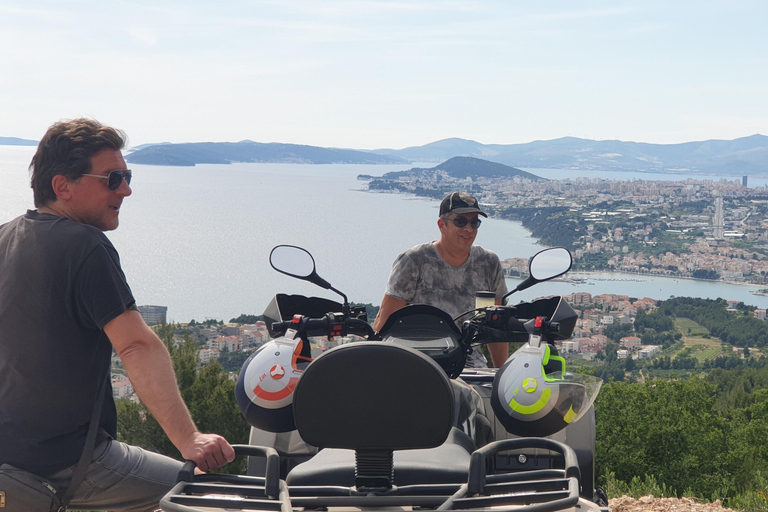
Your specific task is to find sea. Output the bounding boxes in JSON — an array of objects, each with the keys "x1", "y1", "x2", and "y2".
[{"x1": 3, "y1": 144, "x2": 768, "y2": 323}]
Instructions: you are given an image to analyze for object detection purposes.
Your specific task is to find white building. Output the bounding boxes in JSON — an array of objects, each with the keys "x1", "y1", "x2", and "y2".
[
  {"x1": 137, "y1": 305, "x2": 168, "y2": 325},
  {"x1": 111, "y1": 374, "x2": 134, "y2": 399},
  {"x1": 638, "y1": 345, "x2": 661, "y2": 359},
  {"x1": 199, "y1": 348, "x2": 221, "y2": 365}
]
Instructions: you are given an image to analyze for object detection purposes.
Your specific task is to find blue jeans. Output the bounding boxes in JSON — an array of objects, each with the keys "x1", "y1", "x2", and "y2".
[{"x1": 47, "y1": 439, "x2": 183, "y2": 512}]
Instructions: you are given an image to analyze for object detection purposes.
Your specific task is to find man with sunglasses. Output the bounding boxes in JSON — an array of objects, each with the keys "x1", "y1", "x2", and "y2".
[
  {"x1": 372, "y1": 192, "x2": 509, "y2": 368},
  {"x1": 0, "y1": 118, "x2": 234, "y2": 511}
]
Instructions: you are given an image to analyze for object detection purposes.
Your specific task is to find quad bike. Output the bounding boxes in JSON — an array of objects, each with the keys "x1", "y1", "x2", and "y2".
[{"x1": 160, "y1": 246, "x2": 608, "y2": 512}]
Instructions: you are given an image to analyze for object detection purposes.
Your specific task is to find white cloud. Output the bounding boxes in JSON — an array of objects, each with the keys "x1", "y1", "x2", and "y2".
[{"x1": 127, "y1": 26, "x2": 158, "y2": 45}]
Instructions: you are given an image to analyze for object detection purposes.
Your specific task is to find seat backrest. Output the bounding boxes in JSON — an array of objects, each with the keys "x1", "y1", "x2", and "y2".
[{"x1": 293, "y1": 342, "x2": 454, "y2": 450}]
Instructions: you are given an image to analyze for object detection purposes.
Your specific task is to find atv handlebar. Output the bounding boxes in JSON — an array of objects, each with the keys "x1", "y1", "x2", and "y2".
[
  {"x1": 271, "y1": 312, "x2": 376, "y2": 340},
  {"x1": 462, "y1": 304, "x2": 568, "y2": 345}
]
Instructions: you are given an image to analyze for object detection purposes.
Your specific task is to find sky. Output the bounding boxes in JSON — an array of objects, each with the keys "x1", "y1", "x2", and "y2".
[{"x1": 1, "y1": 0, "x2": 766, "y2": 149}]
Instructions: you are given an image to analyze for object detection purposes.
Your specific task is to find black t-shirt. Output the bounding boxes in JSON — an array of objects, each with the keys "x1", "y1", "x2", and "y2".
[{"x1": 0, "y1": 210, "x2": 135, "y2": 475}]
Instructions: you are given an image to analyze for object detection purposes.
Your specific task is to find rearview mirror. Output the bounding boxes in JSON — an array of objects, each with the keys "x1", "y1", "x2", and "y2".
[
  {"x1": 270, "y1": 245, "x2": 316, "y2": 279},
  {"x1": 504, "y1": 247, "x2": 573, "y2": 299},
  {"x1": 529, "y1": 247, "x2": 572, "y2": 281}
]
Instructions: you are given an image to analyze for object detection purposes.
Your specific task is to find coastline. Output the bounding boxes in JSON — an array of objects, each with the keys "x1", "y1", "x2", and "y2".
[
  {"x1": 568, "y1": 269, "x2": 763, "y2": 288},
  {"x1": 360, "y1": 191, "x2": 765, "y2": 292}
]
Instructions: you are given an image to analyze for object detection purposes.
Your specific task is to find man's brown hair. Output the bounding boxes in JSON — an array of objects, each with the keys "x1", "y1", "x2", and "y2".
[{"x1": 30, "y1": 118, "x2": 126, "y2": 207}]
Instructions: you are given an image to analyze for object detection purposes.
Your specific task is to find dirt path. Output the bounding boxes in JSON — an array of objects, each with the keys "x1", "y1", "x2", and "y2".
[{"x1": 609, "y1": 495, "x2": 735, "y2": 512}]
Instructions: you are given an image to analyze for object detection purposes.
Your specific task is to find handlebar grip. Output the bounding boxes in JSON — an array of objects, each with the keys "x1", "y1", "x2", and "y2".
[
  {"x1": 505, "y1": 316, "x2": 527, "y2": 333},
  {"x1": 271, "y1": 317, "x2": 330, "y2": 335},
  {"x1": 303, "y1": 317, "x2": 332, "y2": 335},
  {"x1": 177, "y1": 460, "x2": 196, "y2": 482}
]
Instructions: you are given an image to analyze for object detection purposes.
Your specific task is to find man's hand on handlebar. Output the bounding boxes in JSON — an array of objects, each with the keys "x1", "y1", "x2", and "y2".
[
  {"x1": 179, "y1": 432, "x2": 236, "y2": 473},
  {"x1": 481, "y1": 325, "x2": 512, "y2": 343}
]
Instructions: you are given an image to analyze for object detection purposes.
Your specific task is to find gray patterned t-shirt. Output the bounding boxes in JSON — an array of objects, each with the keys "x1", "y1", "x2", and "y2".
[{"x1": 384, "y1": 242, "x2": 508, "y2": 367}]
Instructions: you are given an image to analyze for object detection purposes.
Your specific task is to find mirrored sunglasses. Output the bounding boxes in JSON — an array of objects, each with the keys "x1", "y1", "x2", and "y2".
[
  {"x1": 445, "y1": 216, "x2": 482, "y2": 229},
  {"x1": 82, "y1": 169, "x2": 132, "y2": 191}
]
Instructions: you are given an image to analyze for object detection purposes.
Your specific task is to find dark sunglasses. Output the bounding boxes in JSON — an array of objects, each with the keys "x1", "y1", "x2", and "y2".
[
  {"x1": 444, "y1": 216, "x2": 482, "y2": 229},
  {"x1": 81, "y1": 169, "x2": 132, "y2": 191}
]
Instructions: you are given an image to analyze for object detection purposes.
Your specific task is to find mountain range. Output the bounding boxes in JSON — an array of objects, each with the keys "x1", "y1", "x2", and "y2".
[
  {"x1": 124, "y1": 135, "x2": 768, "y2": 174},
  {"x1": 370, "y1": 135, "x2": 768, "y2": 175},
  {"x1": 3, "y1": 134, "x2": 766, "y2": 174}
]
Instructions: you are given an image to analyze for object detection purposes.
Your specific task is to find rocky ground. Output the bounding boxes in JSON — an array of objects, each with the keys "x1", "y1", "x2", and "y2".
[{"x1": 609, "y1": 495, "x2": 735, "y2": 512}]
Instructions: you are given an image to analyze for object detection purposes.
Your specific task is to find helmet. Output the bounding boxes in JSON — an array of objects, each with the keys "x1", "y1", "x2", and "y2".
[
  {"x1": 235, "y1": 336, "x2": 310, "y2": 433},
  {"x1": 491, "y1": 341, "x2": 602, "y2": 437}
]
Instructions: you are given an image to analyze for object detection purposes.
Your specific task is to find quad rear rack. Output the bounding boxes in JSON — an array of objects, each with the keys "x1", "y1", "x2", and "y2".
[{"x1": 161, "y1": 440, "x2": 608, "y2": 512}]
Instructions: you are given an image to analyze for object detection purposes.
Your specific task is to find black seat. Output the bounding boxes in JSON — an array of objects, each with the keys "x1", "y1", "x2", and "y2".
[{"x1": 286, "y1": 342, "x2": 473, "y2": 489}]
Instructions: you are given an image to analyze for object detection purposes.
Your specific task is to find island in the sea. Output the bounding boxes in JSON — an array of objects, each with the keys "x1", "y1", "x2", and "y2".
[{"x1": 125, "y1": 141, "x2": 407, "y2": 166}]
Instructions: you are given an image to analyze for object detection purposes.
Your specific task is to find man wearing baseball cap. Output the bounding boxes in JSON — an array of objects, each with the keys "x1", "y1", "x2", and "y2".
[{"x1": 372, "y1": 192, "x2": 509, "y2": 368}]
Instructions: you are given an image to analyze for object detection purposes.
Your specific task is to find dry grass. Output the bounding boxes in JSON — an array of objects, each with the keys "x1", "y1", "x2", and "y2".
[{"x1": 672, "y1": 318, "x2": 729, "y2": 362}]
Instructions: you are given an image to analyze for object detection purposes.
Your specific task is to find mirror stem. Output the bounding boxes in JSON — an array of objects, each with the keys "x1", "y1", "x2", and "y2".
[{"x1": 329, "y1": 286, "x2": 348, "y2": 306}]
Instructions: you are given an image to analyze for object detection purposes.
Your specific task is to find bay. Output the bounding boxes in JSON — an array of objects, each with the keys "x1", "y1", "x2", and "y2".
[{"x1": 2, "y1": 145, "x2": 767, "y2": 322}]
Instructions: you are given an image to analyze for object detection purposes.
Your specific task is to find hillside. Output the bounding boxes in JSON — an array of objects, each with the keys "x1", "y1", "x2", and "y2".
[
  {"x1": 360, "y1": 156, "x2": 542, "y2": 181},
  {"x1": 383, "y1": 156, "x2": 544, "y2": 180}
]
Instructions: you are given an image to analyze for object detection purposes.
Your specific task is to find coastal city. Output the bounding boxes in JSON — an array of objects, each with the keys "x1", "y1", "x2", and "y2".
[{"x1": 370, "y1": 166, "x2": 768, "y2": 286}]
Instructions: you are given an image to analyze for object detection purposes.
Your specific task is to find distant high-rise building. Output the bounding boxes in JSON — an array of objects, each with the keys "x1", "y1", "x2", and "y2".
[
  {"x1": 743, "y1": 175, "x2": 748, "y2": 187},
  {"x1": 713, "y1": 196, "x2": 724, "y2": 240},
  {"x1": 138, "y1": 305, "x2": 168, "y2": 325}
]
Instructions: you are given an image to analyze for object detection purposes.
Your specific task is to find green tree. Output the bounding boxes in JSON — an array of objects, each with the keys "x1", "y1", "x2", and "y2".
[
  {"x1": 185, "y1": 360, "x2": 249, "y2": 472},
  {"x1": 725, "y1": 389, "x2": 768, "y2": 489},
  {"x1": 596, "y1": 378, "x2": 731, "y2": 496},
  {"x1": 218, "y1": 349, "x2": 250, "y2": 372},
  {"x1": 604, "y1": 324, "x2": 634, "y2": 342},
  {"x1": 116, "y1": 323, "x2": 249, "y2": 472},
  {"x1": 230, "y1": 314, "x2": 263, "y2": 324}
]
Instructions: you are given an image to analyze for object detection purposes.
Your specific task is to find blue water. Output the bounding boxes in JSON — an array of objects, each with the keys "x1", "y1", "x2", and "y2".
[{"x1": 2, "y1": 145, "x2": 767, "y2": 322}]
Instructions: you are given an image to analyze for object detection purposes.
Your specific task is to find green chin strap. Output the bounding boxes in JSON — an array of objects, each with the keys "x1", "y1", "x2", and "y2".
[{"x1": 509, "y1": 388, "x2": 552, "y2": 414}]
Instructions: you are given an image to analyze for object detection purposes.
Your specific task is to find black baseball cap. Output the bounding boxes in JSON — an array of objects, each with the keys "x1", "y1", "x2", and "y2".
[{"x1": 439, "y1": 192, "x2": 487, "y2": 217}]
